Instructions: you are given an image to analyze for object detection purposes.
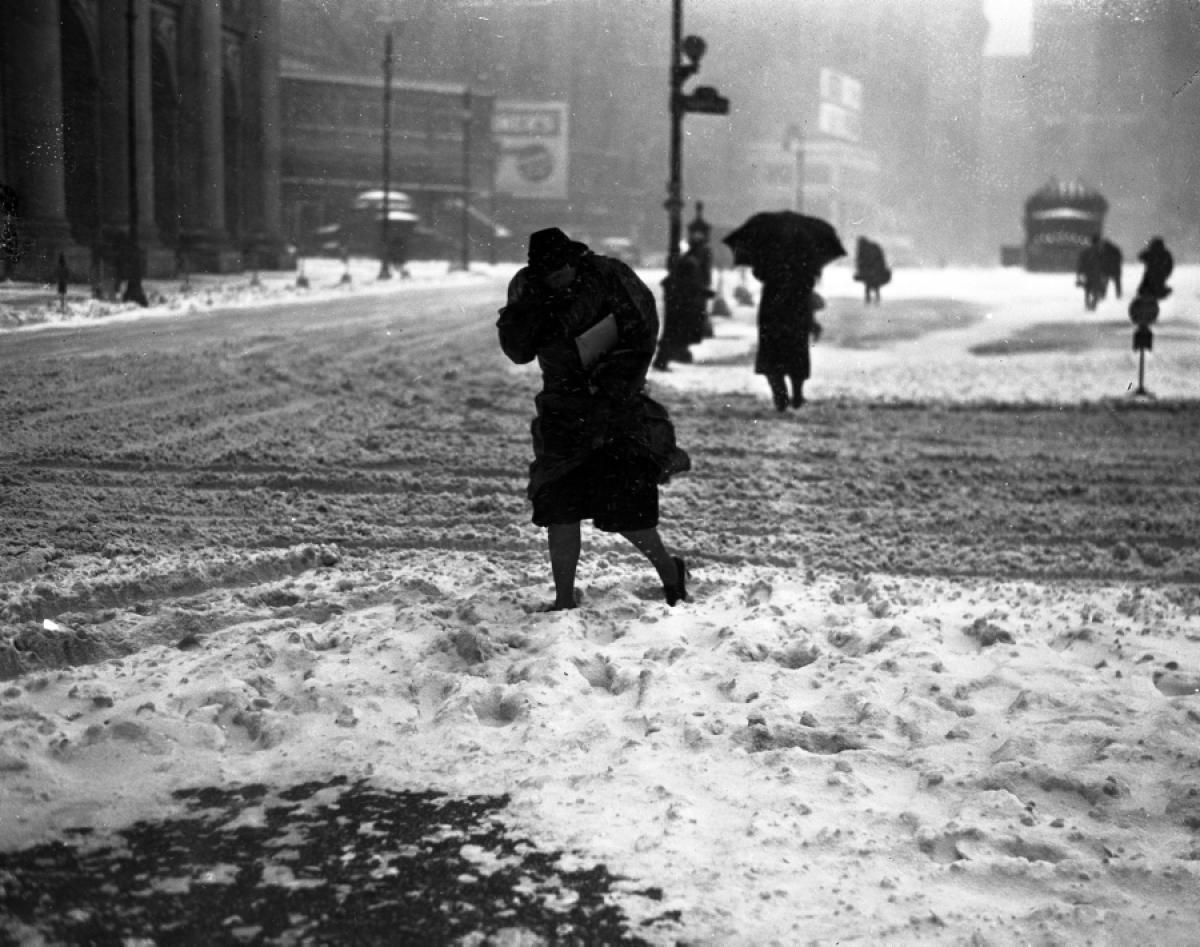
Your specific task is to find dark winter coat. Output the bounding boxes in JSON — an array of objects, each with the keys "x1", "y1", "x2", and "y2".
[
  {"x1": 1076, "y1": 242, "x2": 1108, "y2": 295},
  {"x1": 497, "y1": 252, "x2": 677, "y2": 498},
  {"x1": 1136, "y1": 239, "x2": 1173, "y2": 300},
  {"x1": 854, "y1": 238, "x2": 891, "y2": 289},
  {"x1": 1100, "y1": 239, "x2": 1123, "y2": 296},
  {"x1": 752, "y1": 257, "x2": 817, "y2": 378},
  {"x1": 662, "y1": 247, "x2": 713, "y2": 348}
]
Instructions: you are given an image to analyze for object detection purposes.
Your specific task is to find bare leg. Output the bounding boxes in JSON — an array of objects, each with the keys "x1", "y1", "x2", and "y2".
[
  {"x1": 547, "y1": 522, "x2": 582, "y2": 609},
  {"x1": 620, "y1": 528, "x2": 680, "y2": 588}
]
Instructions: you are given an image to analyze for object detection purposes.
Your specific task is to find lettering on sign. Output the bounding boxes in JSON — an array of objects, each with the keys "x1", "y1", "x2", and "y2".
[{"x1": 491, "y1": 111, "x2": 562, "y2": 137}]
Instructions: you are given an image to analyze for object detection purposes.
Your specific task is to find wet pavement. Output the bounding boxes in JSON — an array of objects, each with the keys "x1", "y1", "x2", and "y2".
[{"x1": 0, "y1": 776, "x2": 678, "y2": 945}]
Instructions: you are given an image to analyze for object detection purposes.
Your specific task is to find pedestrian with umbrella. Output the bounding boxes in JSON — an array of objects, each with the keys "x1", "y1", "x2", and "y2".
[{"x1": 723, "y1": 211, "x2": 846, "y2": 411}]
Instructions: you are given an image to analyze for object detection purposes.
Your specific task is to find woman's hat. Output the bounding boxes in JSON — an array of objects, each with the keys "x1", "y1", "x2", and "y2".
[{"x1": 528, "y1": 227, "x2": 588, "y2": 273}]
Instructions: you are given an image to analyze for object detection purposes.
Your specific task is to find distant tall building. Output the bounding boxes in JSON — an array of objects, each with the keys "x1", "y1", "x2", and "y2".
[
  {"x1": 1027, "y1": 0, "x2": 1200, "y2": 255},
  {"x1": 392, "y1": 0, "x2": 665, "y2": 247},
  {"x1": 685, "y1": 0, "x2": 989, "y2": 266},
  {"x1": 979, "y1": 52, "x2": 1036, "y2": 260}
]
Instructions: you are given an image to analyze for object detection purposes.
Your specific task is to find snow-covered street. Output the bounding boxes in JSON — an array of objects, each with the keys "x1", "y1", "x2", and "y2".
[{"x1": 2, "y1": 259, "x2": 1199, "y2": 944}]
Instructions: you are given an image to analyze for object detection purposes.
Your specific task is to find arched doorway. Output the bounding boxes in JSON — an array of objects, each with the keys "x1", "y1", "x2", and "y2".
[{"x1": 59, "y1": 3, "x2": 99, "y2": 246}]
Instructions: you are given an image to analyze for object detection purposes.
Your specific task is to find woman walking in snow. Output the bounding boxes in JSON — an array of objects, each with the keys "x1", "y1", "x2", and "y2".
[{"x1": 497, "y1": 227, "x2": 690, "y2": 610}]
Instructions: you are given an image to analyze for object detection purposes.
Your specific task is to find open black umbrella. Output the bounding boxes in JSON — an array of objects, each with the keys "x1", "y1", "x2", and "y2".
[{"x1": 723, "y1": 210, "x2": 846, "y2": 276}]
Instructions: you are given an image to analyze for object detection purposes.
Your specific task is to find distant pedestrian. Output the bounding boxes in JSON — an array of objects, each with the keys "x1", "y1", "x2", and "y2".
[
  {"x1": 853, "y1": 236, "x2": 891, "y2": 305},
  {"x1": 755, "y1": 259, "x2": 823, "y2": 412},
  {"x1": 1136, "y1": 236, "x2": 1173, "y2": 301},
  {"x1": 723, "y1": 210, "x2": 845, "y2": 411},
  {"x1": 654, "y1": 213, "x2": 714, "y2": 370},
  {"x1": 1100, "y1": 237, "x2": 1123, "y2": 298},
  {"x1": 497, "y1": 227, "x2": 690, "y2": 610},
  {"x1": 1075, "y1": 235, "x2": 1108, "y2": 311}
]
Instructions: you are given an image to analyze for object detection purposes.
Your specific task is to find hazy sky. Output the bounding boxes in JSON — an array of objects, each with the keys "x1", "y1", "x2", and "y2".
[{"x1": 983, "y1": 0, "x2": 1033, "y2": 55}]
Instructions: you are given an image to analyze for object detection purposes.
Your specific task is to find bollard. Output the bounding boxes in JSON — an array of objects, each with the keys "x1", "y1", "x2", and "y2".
[{"x1": 1128, "y1": 294, "x2": 1158, "y2": 397}]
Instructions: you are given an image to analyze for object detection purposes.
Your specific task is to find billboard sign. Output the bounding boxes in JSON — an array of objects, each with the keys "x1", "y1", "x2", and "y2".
[
  {"x1": 492, "y1": 100, "x2": 569, "y2": 200},
  {"x1": 819, "y1": 68, "x2": 863, "y2": 111},
  {"x1": 818, "y1": 68, "x2": 863, "y2": 142},
  {"x1": 817, "y1": 102, "x2": 862, "y2": 142}
]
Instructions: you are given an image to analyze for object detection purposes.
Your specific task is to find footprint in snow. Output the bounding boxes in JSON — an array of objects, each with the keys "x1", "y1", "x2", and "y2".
[{"x1": 1153, "y1": 668, "x2": 1200, "y2": 697}]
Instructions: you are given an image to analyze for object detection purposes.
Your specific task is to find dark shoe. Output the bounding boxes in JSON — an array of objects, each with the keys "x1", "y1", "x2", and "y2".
[
  {"x1": 664, "y1": 556, "x2": 689, "y2": 606},
  {"x1": 773, "y1": 393, "x2": 789, "y2": 413}
]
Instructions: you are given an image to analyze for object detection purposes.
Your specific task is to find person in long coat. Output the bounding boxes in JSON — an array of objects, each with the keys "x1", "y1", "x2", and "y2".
[
  {"x1": 654, "y1": 223, "x2": 714, "y2": 370},
  {"x1": 497, "y1": 227, "x2": 689, "y2": 610},
  {"x1": 753, "y1": 252, "x2": 821, "y2": 411},
  {"x1": 1136, "y1": 236, "x2": 1173, "y2": 300},
  {"x1": 853, "y1": 236, "x2": 890, "y2": 305},
  {"x1": 1076, "y1": 235, "x2": 1108, "y2": 311},
  {"x1": 1100, "y1": 238, "x2": 1123, "y2": 298}
]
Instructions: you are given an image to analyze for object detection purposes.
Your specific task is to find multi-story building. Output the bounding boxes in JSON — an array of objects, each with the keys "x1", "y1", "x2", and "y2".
[
  {"x1": 1025, "y1": 0, "x2": 1200, "y2": 257},
  {"x1": 279, "y1": 61, "x2": 496, "y2": 259},
  {"x1": 1, "y1": 0, "x2": 286, "y2": 282}
]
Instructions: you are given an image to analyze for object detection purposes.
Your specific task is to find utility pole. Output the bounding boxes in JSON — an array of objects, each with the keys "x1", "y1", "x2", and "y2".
[
  {"x1": 123, "y1": 0, "x2": 148, "y2": 306},
  {"x1": 458, "y1": 87, "x2": 473, "y2": 271},
  {"x1": 378, "y1": 29, "x2": 394, "y2": 279}
]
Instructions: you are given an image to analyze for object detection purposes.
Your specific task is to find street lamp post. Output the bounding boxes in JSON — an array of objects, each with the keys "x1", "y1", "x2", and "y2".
[
  {"x1": 458, "y1": 87, "x2": 473, "y2": 272},
  {"x1": 378, "y1": 30, "x2": 395, "y2": 280},
  {"x1": 123, "y1": 0, "x2": 148, "y2": 306}
]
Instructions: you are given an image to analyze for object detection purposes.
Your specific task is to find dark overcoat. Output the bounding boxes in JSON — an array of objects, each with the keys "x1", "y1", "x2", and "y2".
[
  {"x1": 752, "y1": 256, "x2": 816, "y2": 378},
  {"x1": 496, "y1": 253, "x2": 678, "y2": 499}
]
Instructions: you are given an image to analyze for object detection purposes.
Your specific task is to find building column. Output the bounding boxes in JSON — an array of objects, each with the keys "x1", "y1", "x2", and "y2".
[
  {"x1": 97, "y1": 0, "x2": 162, "y2": 278},
  {"x1": 2, "y1": 0, "x2": 82, "y2": 279},
  {"x1": 178, "y1": 0, "x2": 235, "y2": 271},
  {"x1": 243, "y1": 0, "x2": 286, "y2": 267}
]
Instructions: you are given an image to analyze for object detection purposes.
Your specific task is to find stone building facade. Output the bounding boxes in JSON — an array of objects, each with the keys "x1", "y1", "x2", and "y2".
[{"x1": 1, "y1": 0, "x2": 285, "y2": 283}]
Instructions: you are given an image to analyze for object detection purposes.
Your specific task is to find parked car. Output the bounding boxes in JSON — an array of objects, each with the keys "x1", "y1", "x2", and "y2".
[{"x1": 300, "y1": 190, "x2": 419, "y2": 263}]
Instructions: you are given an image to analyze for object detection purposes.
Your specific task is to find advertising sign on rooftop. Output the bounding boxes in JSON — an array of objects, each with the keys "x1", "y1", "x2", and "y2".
[
  {"x1": 492, "y1": 100, "x2": 569, "y2": 200},
  {"x1": 818, "y1": 67, "x2": 863, "y2": 143}
]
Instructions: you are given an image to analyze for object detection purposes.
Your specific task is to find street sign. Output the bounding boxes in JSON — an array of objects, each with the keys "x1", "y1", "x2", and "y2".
[{"x1": 681, "y1": 86, "x2": 729, "y2": 115}]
